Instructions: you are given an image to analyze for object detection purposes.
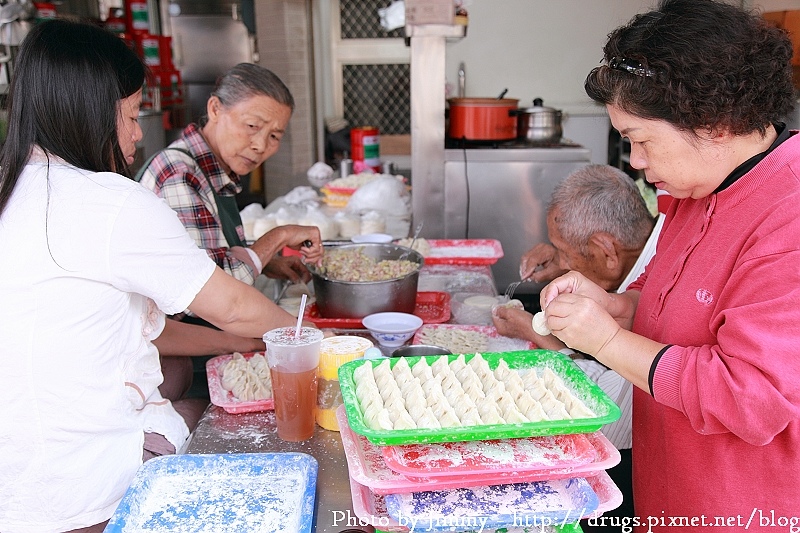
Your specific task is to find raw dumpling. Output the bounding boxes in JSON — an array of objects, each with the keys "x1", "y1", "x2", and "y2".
[
  {"x1": 416, "y1": 407, "x2": 442, "y2": 429},
  {"x1": 411, "y1": 358, "x2": 431, "y2": 378},
  {"x1": 220, "y1": 352, "x2": 273, "y2": 402},
  {"x1": 532, "y1": 311, "x2": 551, "y2": 336},
  {"x1": 353, "y1": 362, "x2": 376, "y2": 388},
  {"x1": 494, "y1": 359, "x2": 514, "y2": 381},
  {"x1": 365, "y1": 407, "x2": 394, "y2": 430},
  {"x1": 373, "y1": 358, "x2": 392, "y2": 380},
  {"x1": 449, "y1": 353, "x2": 467, "y2": 373},
  {"x1": 392, "y1": 410, "x2": 418, "y2": 430},
  {"x1": 430, "y1": 355, "x2": 451, "y2": 376},
  {"x1": 438, "y1": 409, "x2": 462, "y2": 428}
]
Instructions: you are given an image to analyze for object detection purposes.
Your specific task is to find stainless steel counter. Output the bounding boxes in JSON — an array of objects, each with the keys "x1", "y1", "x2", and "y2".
[{"x1": 183, "y1": 406, "x2": 374, "y2": 533}]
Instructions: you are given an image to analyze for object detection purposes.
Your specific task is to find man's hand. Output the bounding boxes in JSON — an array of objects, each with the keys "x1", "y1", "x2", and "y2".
[
  {"x1": 520, "y1": 243, "x2": 568, "y2": 283},
  {"x1": 492, "y1": 305, "x2": 568, "y2": 351}
]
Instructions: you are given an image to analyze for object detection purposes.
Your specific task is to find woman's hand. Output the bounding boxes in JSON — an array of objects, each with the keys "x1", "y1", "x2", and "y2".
[
  {"x1": 544, "y1": 292, "x2": 621, "y2": 356},
  {"x1": 263, "y1": 255, "x2": 311, "y2": 284},
  {"x1": 540, "y1": 270, "x2": 609, "y2": 310},
  {"x1": 539, "y1": 270, "x2": 638, "y2": 356},
  {"x1": 251, "y1": 225, "x2": 324, "y2": 269},
  {"x1": 280, "y1": 225, "x2": 324, "y2": 265}
]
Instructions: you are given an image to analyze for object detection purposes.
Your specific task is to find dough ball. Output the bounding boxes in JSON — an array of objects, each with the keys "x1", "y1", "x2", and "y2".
[
  {"x1": 498, "y1": 298, "x2": 524, "y2": 310},
  {"x1": 532, "y1": 311, "x2": 551, "y2": 336},
  {"x1": 464, "y1": 295, "x2": 500, "y2": 309}
]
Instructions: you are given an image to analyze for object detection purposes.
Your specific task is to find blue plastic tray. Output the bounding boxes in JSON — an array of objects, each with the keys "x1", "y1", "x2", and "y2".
[
  {"x1": 104, "y1": 453, "x2": 318, "y2": 533},
  {"x1": 384, "y1": 477, "x2": 597, "y2": 533}
]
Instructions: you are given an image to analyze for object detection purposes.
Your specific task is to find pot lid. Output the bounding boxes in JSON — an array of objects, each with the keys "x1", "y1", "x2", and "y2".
[
  {"x1": 448, "y1": 97, "x2": 520, "y2": 107},
  {"x1": 520, "y1": 97, "x2": 562, "y2": 114}
]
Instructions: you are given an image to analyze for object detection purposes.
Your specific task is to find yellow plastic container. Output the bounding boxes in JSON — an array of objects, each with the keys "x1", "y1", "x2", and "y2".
[{"x1": 316, "y1": 336, "x2": 374, "y2": 431}]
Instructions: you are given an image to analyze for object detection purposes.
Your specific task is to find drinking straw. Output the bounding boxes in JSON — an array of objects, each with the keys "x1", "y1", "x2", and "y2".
[{"x1": 294, "y1": 293, "x2": 308, "y2": 339}]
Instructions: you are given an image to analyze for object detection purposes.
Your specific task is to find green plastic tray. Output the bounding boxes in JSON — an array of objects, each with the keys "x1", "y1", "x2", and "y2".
[{"x1": 338, "y1": 350, "x2": 621, "y2": 446}]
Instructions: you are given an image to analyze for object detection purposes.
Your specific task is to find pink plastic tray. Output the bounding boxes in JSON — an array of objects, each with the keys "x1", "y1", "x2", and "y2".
[
  {"x1": 420, "y1": 239, "x2": 504, "y2": 266},
  {"x1": 304, "y1": 291, "x2": 451, "y2": 328},
  {"x1": 349, "y1": 471, "x2": 621, "y2": 533},
  {"x1": 336, "y1": 406, "x2": 620, "y2": 495},
  {"x1": 380, "y1": 433, "x2": 596, "y2": 478},
  {"x1": 412, "y1": 324, "x2": 537, "y2": 354},
  {"x1": 206, "y1": 352, "x2": 274, "y2": 414}
]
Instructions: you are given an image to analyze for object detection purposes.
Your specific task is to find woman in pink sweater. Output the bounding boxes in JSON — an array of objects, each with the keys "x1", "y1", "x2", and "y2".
[{"x1": 539, "y1": 1, "x2": 800, "y2": 530}]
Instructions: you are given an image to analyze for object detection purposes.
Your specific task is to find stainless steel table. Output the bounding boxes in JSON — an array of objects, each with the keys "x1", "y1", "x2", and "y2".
[{"x1": 183, "y1": 405, "x2": 374, "y2": 533}]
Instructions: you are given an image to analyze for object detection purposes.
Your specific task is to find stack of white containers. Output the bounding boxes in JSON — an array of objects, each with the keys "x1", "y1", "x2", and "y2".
[{"x1": 336, "y1": 350, "x2": 624, "y2": 533}]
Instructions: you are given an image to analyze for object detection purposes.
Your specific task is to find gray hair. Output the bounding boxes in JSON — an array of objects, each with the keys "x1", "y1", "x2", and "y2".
[
  {"x1": 203, "y1": 63, "x2": 294, "y2": 123},
  {"x1": 548, "y1": 164, "x2": 655, "y2": 256}
]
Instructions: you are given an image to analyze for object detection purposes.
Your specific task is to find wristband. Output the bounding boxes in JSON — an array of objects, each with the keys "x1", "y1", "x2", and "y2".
[{"x1": 244, "y1": 247, "x2": 264, "y2": 273}]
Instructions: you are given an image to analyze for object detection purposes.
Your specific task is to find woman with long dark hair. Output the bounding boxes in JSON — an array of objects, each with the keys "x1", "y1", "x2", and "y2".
[{"x1": 0, "y1": 20, "x2": 301, "y2": 532}]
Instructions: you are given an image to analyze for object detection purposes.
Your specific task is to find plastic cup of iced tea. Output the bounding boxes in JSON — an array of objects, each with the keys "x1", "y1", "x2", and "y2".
[{"x1": 263, "y1": 326, "x2": 324, "y2": 442}]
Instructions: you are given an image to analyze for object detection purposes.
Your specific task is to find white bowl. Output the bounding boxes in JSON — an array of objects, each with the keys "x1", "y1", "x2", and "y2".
[
  {"x1": 351, "y1": 233, "x2": 393, "y2": 244},
  {"x1": 362, "y1": 312, "x2": 424, "y2": 347}
]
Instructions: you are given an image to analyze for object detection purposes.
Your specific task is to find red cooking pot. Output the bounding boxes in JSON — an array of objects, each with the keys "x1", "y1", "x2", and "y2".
[{"x1": 447, "y1": 97, "x2": 520, "y2": 141}]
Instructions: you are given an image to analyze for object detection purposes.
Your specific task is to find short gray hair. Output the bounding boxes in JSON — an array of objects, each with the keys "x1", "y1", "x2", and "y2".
[
  {"x1": 548, "y1": 164, "x2": 655, "y2": 256},
  {"x1": 203, "y1": 63, "x2": 294, "y2": 123}
]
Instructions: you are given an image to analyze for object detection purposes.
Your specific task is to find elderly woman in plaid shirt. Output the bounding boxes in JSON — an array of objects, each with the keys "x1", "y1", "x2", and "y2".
[{"x1": 139, "y1": 63, "x2": 323, "y2": 290}]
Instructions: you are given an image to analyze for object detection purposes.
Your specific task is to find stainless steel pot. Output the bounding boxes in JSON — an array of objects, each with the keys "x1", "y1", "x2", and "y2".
[
  {"x1": 309, "y1": 243, "x2": 424, "y2": 318},
  {"x1": 391, "y1": 345, "x2": 452, "y2": 357},
  {"x1": 514, "y1": 98, "x2": 563, "y2": 143}
]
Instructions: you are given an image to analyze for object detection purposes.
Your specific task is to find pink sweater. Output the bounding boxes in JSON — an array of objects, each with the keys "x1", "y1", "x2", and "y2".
[{"x1": 627, "y1": 133, "x2": 800, "y2": 531}]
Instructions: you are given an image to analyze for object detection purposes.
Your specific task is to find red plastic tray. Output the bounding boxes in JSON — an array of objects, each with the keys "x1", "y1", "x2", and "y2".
[
  {"x1": 322, "y1": 185, "x2": 357, "y2": 195},
  {"x1": 336, "y1": 405, "x2": 620, "y2": 495},
  {"x1": 380, "y1": 433, "x2": 596, "y2": 478},
  {"x1": 348, "y1": 472, "x2": 620, "y2": 533},
  {"x1": 303, "y1": 291, "x2": 451, "y2": 329},
  {"x1": 419, "y1": 239, "x2": 504, "y2": 266},
  {"x1": 206, "y1": 352, "x2": 274, "y2": 414},
  {"x1": 412, "y1": 324, "x2": 536, "y2": 354}
]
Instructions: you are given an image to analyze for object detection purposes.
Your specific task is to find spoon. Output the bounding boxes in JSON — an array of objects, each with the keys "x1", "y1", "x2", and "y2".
[
  {"x1": 399, "y1": 221, "x2": 424, "y2": 261},
  {"x1": 497, "y1": 88, "x2": 508, "y2": 100}
]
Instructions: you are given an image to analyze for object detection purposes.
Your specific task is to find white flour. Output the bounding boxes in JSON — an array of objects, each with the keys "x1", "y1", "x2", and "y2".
[
  {"x1": 385, "y1": 478, "x2": 598, "y2": 531},
  {"x1": 117, "y1": 456, "x2": 313, "y2": 533},
  {"x1": 429, "y1": 245, "x2": 497, "y2": 258}
]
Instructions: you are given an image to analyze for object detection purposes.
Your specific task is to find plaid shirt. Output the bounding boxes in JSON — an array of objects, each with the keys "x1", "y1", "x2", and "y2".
[{"x1": 138, "y1": 123, "x2": 255, "y2": 286}]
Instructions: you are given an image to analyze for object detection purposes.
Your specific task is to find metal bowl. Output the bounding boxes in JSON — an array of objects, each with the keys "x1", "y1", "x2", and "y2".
[
  {"x1": 309, "y1": 243, "x2": 424, "y2": 318},
  {"x1": 391, "y1": 344, "x2": 452, "y2": 357}
]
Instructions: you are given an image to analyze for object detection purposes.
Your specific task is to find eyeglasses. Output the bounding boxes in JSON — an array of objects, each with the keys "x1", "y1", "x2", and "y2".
[{"x1": 608, "y1": 57, "x2": 657, "y2": 78}]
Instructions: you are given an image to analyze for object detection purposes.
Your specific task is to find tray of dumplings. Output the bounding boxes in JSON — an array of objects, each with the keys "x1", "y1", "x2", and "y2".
[
  {"x1": 338, "y1": 350, "x2": 621, "y2": 446},
  {"x1": 207, "y1": 352, "x2": 274, "y2": 414},
  {"x1": 413, "y1": 324, "x2": 536, "y2": 355}
]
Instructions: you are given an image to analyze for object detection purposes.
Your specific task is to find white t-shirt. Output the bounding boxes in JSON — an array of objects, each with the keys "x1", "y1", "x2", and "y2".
[{"x1": 0, "y1": 151, "x2": 216, "y2": 532}]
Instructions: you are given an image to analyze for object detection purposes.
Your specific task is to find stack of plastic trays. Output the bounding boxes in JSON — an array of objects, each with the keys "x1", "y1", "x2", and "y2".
[{"x1": 336, "y1": 350, "x2": 624, "y2": 533}]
